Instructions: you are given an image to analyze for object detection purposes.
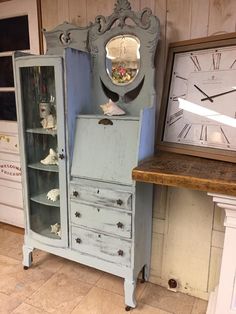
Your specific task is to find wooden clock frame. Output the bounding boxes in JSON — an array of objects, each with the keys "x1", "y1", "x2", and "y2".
[{"x1": 157, "y1": 32, "x2": 236, "y2": 163}]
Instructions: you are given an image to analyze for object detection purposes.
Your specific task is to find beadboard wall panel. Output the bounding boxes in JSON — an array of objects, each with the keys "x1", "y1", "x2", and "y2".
[{"x1": 40, "y1": 0, "x2": 236, "y2": 299}]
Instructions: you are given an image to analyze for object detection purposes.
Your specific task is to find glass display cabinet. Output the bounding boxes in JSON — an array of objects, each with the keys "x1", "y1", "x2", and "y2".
[
  {"x1": 15, "y1": 59, "x2": 67, "y2": 248},
  {"x1": 15, "y1": 49, "x2": 91, "y2": 261},
  {"x1": 15, "y1": 0, "x2": 160, "y2": 310}
]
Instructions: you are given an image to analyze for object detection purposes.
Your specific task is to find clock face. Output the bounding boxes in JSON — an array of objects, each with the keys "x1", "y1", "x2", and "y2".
[{"x1": 163, "y1": 45, "x2": 236, "y2": 152}]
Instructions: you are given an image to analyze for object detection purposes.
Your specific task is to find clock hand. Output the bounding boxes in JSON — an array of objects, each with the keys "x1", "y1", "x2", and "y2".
[
  {"x1": 201, "y1": 89, "x2": 236, "y2": 101},
  {"x1": 194, "y1": 84, "x2": 213, "y2": 102}
]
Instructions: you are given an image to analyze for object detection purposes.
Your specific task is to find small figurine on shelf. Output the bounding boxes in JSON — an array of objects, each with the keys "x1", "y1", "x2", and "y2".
[
  {"x1": 47, "y1": 188, "x2": 60, "y2": 202},
  {"x1": 40, "y1": 148, "x2": 59, "y2": 166},
  {"x1": 39, "y1": 99, "x2": 57, "y2": 130},
  {"x1": 50, "y1": 222, "x2": 61, "y2": 238},
  {"x1": 100, "y1": 99, "x2": 125, "y2": 116}
]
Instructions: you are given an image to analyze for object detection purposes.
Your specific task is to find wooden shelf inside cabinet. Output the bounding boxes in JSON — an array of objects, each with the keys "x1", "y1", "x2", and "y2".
[
  {"x1": 132, "y1": 151, "x2": 236, "y2": 196},
  {"x1": 30, "y1": 193, "x2": 60, "y2": 207},
  {"x1": 26, "y1": 128, "x2": 57, "y2": 136},
  {"x1": 28, "y1": 162, "x2": 59, "y2": 172}
]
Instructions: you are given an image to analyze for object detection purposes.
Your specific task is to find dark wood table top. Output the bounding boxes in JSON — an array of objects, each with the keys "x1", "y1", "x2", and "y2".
[{"x1": 132, "y1": 151, "x2": 236, "y2": 196}]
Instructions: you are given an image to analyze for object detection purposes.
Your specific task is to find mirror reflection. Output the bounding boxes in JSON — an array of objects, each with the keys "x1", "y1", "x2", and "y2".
[{"x1": 106, "y1": 35, "x2": 140, "y2": 85}]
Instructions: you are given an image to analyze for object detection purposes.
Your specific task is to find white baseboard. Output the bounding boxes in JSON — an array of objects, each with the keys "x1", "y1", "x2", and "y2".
[{"x1": 0, "y1": 203, "x2": 24, "y2": 227}]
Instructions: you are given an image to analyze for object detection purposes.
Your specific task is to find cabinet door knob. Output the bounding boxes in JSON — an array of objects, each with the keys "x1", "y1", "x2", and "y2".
[
  {"x1": 116, "y1": 199, "x2": 123, "y2": 206},
  {"x1": 117, "y1": 249, "x2": 124, "y2": 256},
  {"x1": 73, "y1": 190, "x2": 79, "y2": 197},
  {"x1": 58, "y1": 153, "x2": 65, "y2": 159},
  {"x1": 75, "y1": 238, "x2": 81, "y2": 244},
  {"x1": 117, "y1": 222, "x2": 123, "y2": 229},
  {"x1": 75, "y1": 211, "x2": 81, "y2": 218}
]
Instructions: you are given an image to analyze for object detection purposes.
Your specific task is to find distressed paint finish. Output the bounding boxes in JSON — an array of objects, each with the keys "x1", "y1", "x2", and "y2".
[
  {"x1": 70, "y1": 183, "x2": 132, "y2": 210},
  {"x1": 37, "y1": 0, "x2": 236, "y2": 301},
  {"x1": 70, "y1": 201, "x2": 132, "y2": 238},
  {"x1": 71, "y1": 117, "x2": 140, "y2": 185},
  {"x1": 71, "y1": 226, "x2": 132, "y2": 267}
]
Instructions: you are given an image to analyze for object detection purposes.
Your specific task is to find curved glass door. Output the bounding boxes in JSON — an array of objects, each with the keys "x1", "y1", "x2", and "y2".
[{"x1": 16, "y1": 58, "x2": 67, "y2": 246}]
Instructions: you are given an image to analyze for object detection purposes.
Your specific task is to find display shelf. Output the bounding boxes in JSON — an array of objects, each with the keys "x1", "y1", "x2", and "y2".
[
  {"x1": 26, "y1": 128, "x2": 57, "y2": 136},
  {"x1": 28, "y1": 162, "x2": 59, "y2": 172},
  {"x1": 32, "y1": 227, "x2": 61, "y2": 239},
  {"x1": 30, "y1": 193, "x2": 60, "y2": 207}
]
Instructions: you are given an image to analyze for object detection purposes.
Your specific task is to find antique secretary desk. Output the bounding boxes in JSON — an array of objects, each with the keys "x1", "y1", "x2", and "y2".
[{"x1": 14, "y1": 0, "x2": 160, "y2": 309}]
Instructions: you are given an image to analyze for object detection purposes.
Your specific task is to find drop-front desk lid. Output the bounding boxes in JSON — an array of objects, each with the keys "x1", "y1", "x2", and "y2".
[{"x1": 71, "y1": 115, "x2": 140, "y2": 185}]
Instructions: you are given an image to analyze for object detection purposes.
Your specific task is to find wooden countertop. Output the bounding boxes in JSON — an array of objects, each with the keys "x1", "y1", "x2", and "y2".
[{"x1": 132, "y1": 151, "x2": 236, "y2": 196}]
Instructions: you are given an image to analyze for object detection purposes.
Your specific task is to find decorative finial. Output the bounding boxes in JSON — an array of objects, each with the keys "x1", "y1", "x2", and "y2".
[{"x1": 114, "y1": 0, "x2": 131, "y2": 13}]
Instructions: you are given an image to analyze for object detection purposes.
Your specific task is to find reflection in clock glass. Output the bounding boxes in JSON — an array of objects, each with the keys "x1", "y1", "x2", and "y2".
[{"x1": 106, "y1": 35, "x2": 140, "y2": 85}]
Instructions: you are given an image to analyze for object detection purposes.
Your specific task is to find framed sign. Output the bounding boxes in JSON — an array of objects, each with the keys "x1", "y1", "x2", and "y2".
[{"x1": 157, "y1": 33, "x2": 236, "y2": 163}]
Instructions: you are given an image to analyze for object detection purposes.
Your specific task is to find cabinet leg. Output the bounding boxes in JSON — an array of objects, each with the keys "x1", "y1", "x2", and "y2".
[
  {"x1": 23, "y1": 245, "x2": 33, "y2": 269},
  {"x1": 124, "y1": 278, "x2": 137, "y2": 309},
  {"x1": 141, "y1": 264, "x2": 150, "y2": 283}
]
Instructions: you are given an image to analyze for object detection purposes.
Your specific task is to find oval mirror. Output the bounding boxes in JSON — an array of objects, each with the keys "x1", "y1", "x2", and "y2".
[{"x1": 106, "y1": 35, "x2": 140, "y2": 85}]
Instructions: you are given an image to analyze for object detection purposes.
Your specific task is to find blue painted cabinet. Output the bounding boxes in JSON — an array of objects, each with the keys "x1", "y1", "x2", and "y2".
[{"x1": 15, "y1": 0, "x2": 160, "y2": 309}]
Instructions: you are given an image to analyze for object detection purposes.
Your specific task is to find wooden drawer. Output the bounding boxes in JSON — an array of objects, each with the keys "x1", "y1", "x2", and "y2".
[
  {"x1": 70, "y1": 183, "x2": 132, "y2": 210},
  {"x1": 70, "y1": 201, "x2": 132, "y2": 238},
  {"x1": 71, "y1": 226, "x2": 131, "y2": 267}
]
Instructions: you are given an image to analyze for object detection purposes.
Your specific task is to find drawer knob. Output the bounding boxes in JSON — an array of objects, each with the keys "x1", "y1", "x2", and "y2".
[
  {"x1": 117, "y1": 222, "x2": 124, "y2": 229},
  {"x1": 75, "y1": 211, "x2": 81, "y2": 218},
  {"x1": 75, "y1": 238, "x2": 81, "y2": 244},
  {"x1": 117, "y1": 249, "x2": 124, "y2": 256},
  {"x1": 58, "y1": 153, "x2": 65, "y2": 160},
  {"x1": 116, "y1": 199, "x2": 123, "y2": 206},
  {"x1": 73, "y1": 190, "x2": 79, "y2": 197}
]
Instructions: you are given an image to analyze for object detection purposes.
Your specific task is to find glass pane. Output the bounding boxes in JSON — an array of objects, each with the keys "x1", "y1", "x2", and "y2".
[
  {"x1": 0, "y1": 15, "x2": 29, "y2": 52},
  {"x1": 0, "y1": 92, "x2": 16, "y2": 120},
  {"x1": 20, "y1": 66, "x2": 60, "y2": 239},
  {"x1": 0, "y1": 56, "x2": 14, "y2": 87},
  {"x1": 20, "y1": 66, "x2": 57, "y2": 130}
]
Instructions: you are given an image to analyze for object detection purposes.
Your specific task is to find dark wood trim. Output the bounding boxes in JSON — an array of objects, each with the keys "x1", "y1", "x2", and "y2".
[
  {"x1": 36, "y1": 0, "x2": 43, "y2": 54},
  {"x1": 132, "y1": 151, "x2": 236, "y2": 196}
]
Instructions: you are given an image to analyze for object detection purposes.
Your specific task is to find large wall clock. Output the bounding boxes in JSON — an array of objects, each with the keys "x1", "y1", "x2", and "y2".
[{"x1": 158, "y1": 33, "x2": 236, "y2": 163}]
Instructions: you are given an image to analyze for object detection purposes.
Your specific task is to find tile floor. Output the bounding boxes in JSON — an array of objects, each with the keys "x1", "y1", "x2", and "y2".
[{"x1": 0, "y1": 223, "x2": 208, "y2": 314}]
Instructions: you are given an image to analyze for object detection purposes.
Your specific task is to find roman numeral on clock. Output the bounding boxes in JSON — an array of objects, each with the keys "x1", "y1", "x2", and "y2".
[
  {"x1": 168, "y1": 109, "x2": 183, "y2": 125},
  {"x1": 178, "y1": 123, "x2": 192, "y2": 139},
  {"x1": 190, "y1": 55, "x2": 201, "y2": 71},
  {"x1": 220, "y1": 127, "x2": 230, "y2": 144},
  {"x1": 200, "y1": 125, "x2": 207, "y2": 141},
  {"x1": 230, "y1": 59, "x2": 236, "y2": 69},
  {"x1": 212, "y1": 52, "x2": 221, "y2": 70}
]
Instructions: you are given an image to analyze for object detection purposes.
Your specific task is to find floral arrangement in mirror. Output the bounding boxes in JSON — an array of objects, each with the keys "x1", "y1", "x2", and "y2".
[
  {"x1": 47, "y1": 188, "x2": 60, "y2": 202},
  {"x1": 50, "y1": 222, "x2": 61, "y2": 237},
  {"x1": 100, "y1": 99, "x2": 125, "y2": 116},
  {"x1": 40, "y1": 148, "x2": 59, "y2": 166}
]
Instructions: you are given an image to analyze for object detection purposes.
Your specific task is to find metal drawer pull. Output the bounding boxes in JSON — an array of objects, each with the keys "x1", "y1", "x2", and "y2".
[
  {"x1": 75, "y1": 238, "x2": 81, "y2": 244},
  {"x1": 117, "y1": 222, "x2": 124, "y2": 229},
  {"x1": 73, "y1": 190, "x2": 79, "y2": 197},
  {"x1": 75, "y1": 211, "x2": 81, "y2": 218},
  {"x1": 117, "y1": 249, "x2": 124, "y2": 256},
  {"x1": 116, "y1": 199, "x2": 123, "y2": 206},
  {"x1": 98, "y1": 118, "x2": 113, "y2": 125}
]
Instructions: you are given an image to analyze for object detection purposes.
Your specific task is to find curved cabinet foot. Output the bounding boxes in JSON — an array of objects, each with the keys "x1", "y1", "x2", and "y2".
[
  {"x1": 23, "y1": 245, "x2": 33, "y2": 269},
  {"x1": 124, "y1": 279, "x2": 137, "y2": 308}
]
